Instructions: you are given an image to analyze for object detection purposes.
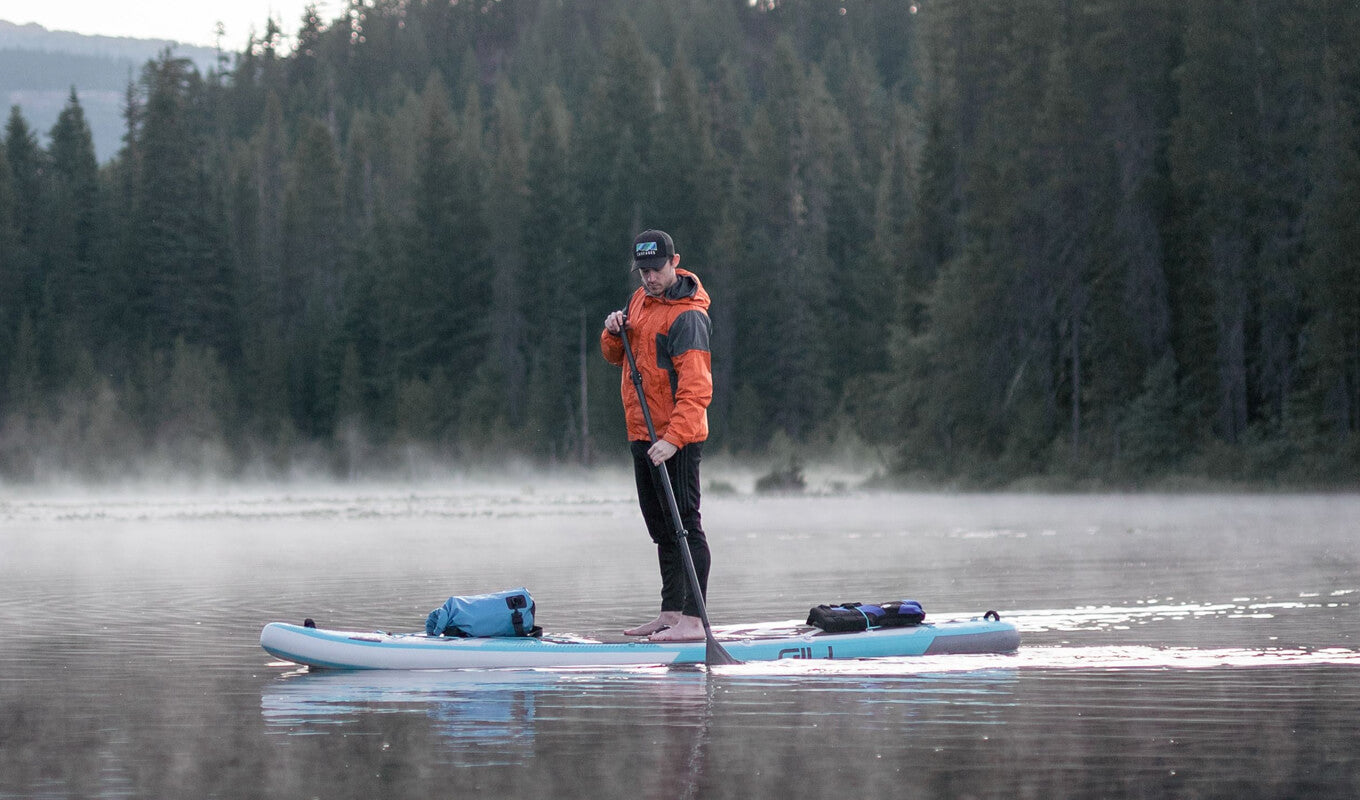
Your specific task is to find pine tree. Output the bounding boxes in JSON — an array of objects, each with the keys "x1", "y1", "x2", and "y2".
[
  {"x1": 1032, "y1": 21, "x2": 1101, "y2": 458},
  {"x1": 523, "y1": 85, "x2": 588, "y2": 459},
  {"x1": 482, "y1": 77, "x2": 530, "y2": 432},
  {"x1": 650, "y1": 55, "x2": 721, "y2": 266},
  {"x1": 155, "y1": 337, "x2": 233, "y2": 473},
  {"x1": 1119, "y1": 354, "x2": 1188, "y2": 474},
  {"x1": 0, "y1": 137, "x2": 14, "y2": 254},
  {"x1": 727, "y1": 37, "x2": 846, "y2": 441},
  {"x1": 45, "y1": 89, "x2": 105, "y2": 374},
  {"x1": 5, "y1": 312, "x2": 39, "y2": 420},
  {"x1": 865, "y1": 105, "x2": 918, "y2": 378},
  {"x1": 400, "y1": 73, "x2": 490, "y2": 439},
  {"x1": 1170, "y1": 1, "x2": 1262, "y2": 445},
  {"x1": 130, "y1": 55, "x2": 235, "y2": 354},
  {"x1": 4, "y1": 107, "x2": 45, "y2": 316},
  {"x1": 282, "y1": 116, "x2": 345, "y2": 435},
  {"x1": 1301, "y1": 5, "x2": 1360, "y2": 438},
  {"x1": 573, "y1": 16, "x2": 661, "y2": 317},
  {"x1": 3, "y1": 108, "x2": 43, "y2": 238},
  {"x1": 1081, "y1": 0, "x2": 1181, "y2": 408},
  {"x1": 0, "y1": 137, "x2": 18, "y2": 401}
]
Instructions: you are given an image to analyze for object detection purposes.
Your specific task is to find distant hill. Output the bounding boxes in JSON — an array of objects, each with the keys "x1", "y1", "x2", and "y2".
[{"x1": 1, "y1": 20, "x2": 223, "y2": 162}]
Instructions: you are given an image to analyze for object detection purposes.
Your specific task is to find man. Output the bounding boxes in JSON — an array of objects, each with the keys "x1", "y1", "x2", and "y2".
[{"x1": 601, "y1": 229, "x2": 714, "y2": 643}]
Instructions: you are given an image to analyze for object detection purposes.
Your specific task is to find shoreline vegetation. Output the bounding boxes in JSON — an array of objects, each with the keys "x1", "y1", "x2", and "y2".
[{"x1": 2, "y1": 1, "x2": 1357, "y2": 491}]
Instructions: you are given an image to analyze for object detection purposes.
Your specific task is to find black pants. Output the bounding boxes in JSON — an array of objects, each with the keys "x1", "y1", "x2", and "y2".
[{"x1": 630, "y1": 441, "x2": 709, "y2": 618}]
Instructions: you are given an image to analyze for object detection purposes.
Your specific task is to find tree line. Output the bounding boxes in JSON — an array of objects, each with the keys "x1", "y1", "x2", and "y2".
[{"x1": 0, "y1": 0, "x2": 1356, "y2": 486}]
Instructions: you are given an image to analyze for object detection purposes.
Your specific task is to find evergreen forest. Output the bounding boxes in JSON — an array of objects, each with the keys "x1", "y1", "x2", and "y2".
[{"x1": 1, "y1": 0, "x2": 1357, "y2": 487}]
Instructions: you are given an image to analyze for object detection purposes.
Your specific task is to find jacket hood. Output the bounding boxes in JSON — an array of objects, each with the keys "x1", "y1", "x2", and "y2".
[{"x1": 654, "y1": 269, "x2": 710, "y2": 310}]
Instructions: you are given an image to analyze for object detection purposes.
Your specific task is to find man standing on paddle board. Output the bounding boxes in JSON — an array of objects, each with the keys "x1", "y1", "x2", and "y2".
[{"x1": 601, "y1": 230, "x2": 714, "y2": 643}]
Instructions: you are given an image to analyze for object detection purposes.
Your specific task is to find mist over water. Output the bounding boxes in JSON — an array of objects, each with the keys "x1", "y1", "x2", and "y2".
[{"x1": 2, "y1": 482, "x2": 1357, "y2": 798}]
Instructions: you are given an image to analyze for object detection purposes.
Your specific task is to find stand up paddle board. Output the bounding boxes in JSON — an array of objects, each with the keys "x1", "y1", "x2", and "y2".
[{"x1": 260, "y1": 614, "x2": 1019, "y2": 670}]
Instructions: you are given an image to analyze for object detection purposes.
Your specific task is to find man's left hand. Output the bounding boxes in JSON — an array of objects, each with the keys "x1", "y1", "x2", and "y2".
[{"x1": 648, "y1": 440, "x2": 678, "y2": 465}]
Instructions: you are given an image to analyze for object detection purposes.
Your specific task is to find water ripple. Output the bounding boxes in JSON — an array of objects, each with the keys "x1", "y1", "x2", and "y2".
[
  {"x1": 717, "y1": 644, "x2": 1360, "y2": 678},
  {"x1": 1003, "y1": 594, "x2": 1356, "y2": 633}
]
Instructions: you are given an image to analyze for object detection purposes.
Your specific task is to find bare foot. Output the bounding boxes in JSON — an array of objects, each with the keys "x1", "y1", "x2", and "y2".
[
  {"x1": 648, "y1": 615, "x2": 705, "y2": 642},
  {"x1": 624, "y1": 611, "x2": 681, "y2": 636}
]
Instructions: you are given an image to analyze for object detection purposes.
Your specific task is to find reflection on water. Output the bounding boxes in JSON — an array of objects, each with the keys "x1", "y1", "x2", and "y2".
[
  {"x1": 263, "y1": 669, "x2": 705, "y2": 769},
  {"x1": 258, "y1": 641, "x2": 1360, "y2": 771},
  {"x1": 259, "y1": 667, "x2": 734, "y2": 798},
  {"x1": 249, "y1": 659, "x2": 1360, "y2": 799},
  {"x1": 2, "y1": 488, "x2": 1359, "y2": 799},
  {"x1": 264, "y1": 669, "x2": 553, "y2": 764},
  {"x1": 260, "y1": 664, "x2": 1022, "y2": 800},
  {"x1": 260, "y1": 666, "x2": 1020, "y2": 749}
]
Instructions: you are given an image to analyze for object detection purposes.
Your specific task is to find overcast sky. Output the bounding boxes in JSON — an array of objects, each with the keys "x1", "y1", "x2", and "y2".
[{"x1": 0, "y1": 1, "x2": 335, "y2": 51}]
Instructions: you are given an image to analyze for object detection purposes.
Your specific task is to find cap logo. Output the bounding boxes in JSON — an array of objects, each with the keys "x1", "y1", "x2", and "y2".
[{"x1": 636, "y1": 241, "x2": 659, "y2": 258}]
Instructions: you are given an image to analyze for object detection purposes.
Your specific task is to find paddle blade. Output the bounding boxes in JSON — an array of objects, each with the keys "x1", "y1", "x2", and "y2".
[{"x1": 705, "y1": 636, "x2": 742, "y2": 666}]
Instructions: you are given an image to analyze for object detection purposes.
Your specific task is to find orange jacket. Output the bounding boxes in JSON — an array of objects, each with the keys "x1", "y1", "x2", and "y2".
[{"x1": 600, "y1": 269, "x2": 713, "y2": 447}]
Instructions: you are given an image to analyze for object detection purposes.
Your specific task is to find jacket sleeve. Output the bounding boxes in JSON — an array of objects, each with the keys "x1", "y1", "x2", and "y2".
[
  {"x1": 663, "y1": 350, "x2": 712, "y2": 447},
  {"x1": 599, "y1": 292, "x2": 640, "y2": 367},
  {"x1": 660, "y1": 309, "x2": 713, "y2": 448},
  {"x1": 600, "y1": 328, "x2": 624, "y2": 366}
]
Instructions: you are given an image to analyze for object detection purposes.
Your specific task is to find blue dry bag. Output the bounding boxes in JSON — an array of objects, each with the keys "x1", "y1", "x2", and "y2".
[
  {"x1": 806, "y1": 599, "x2": 925, "y2": 632},
  {"x1": 425, "y1": 588, "x2": 540, "y2": 638}
]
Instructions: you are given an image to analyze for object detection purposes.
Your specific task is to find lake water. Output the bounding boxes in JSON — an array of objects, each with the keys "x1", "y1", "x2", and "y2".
[{"x1": 2, "y1": 479, "x2": 1357, "y2": 799}]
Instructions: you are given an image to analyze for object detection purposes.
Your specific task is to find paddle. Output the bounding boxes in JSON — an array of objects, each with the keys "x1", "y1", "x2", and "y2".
[{"x1": 616, "y1": 308, "x2": 741, "y2": 667}]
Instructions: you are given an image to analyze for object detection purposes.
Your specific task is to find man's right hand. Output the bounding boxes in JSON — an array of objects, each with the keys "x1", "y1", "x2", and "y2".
[{"x1": 604, "y1": 310, "x2": 626, "y2": 335}]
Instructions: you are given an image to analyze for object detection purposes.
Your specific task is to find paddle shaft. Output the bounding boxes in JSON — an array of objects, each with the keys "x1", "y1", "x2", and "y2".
[{"x1": 617, "y1": 310, "x2": 739, "y2": 666}]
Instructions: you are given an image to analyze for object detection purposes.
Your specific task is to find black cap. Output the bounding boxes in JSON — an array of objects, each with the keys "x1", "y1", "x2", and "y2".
[{"x1": 632, "y1": 230, "x2": 675, "y2": 271}]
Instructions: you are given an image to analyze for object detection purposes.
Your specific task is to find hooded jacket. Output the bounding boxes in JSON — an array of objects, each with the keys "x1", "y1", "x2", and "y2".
[{"x1": 600, "y1": 268, "x2": 712, "y2": 448}]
